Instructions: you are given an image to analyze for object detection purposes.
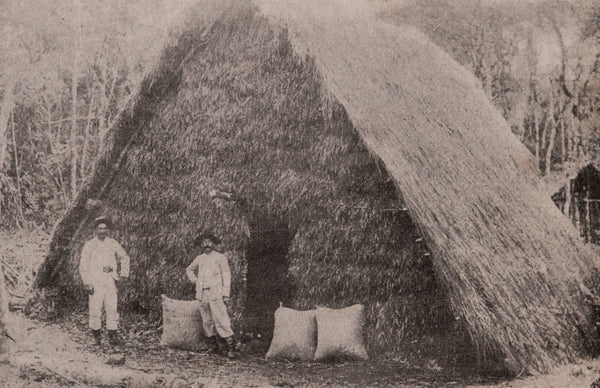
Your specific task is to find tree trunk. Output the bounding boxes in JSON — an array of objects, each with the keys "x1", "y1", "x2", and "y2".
[
  {"x1": 545, "y1": 117, "x2": 556, "y2": 176},
  {"x1": 548, "y1": 16, "x2": 572, "y2": 99},
  {"x1": 534, "y1": 111, "x2": 540, "y2": 168},
  {"x1": 70, "y1": 56, "x2": 79, "y2": 202},
  {"x1": 80, "y1": 92, "x2": 94, "y2": 179},
  {"x1": 564, "y1": 179, "x2": 571, "y2": 217},
  {"x1": 0, "y1": 77, "x2": 16, "y2": 172},
  {"x1": 0, "y1": 263, "x2": 9, "y2": 358},
  {"x1": 567, "y1": 134, "x2": 573, "y2": 162},
  {"x1": 10, "y1": 111, "x2": 24, "y2": 229},
  {"x1": 570, "y1": 115, "x2": 578, "y2": 159},
  {"x1": 0, "y1": 75, "x2": 16, "y2": 226},
  {"x1": 70, "y1": 0, "x2": 82, "y2": 202},
  {"x1": 560, "y1": 118, "x2": 566, "y2": 163}
]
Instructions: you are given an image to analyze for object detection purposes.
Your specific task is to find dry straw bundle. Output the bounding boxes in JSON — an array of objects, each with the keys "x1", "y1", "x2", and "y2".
[{"x1": 36, "y1": 0, "x2": 600, "y2": 372}]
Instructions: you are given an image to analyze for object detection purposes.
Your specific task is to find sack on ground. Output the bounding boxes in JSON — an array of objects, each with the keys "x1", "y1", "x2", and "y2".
[
  {"x1": 314, "y1": 304, "x2": 368, "y2": 361},
  {"x1": 160, "y1": 294, "x2": 203, "y2": 351},
  {"x1": 266, "y1": 306, "x2": 317, "y2": 360}
]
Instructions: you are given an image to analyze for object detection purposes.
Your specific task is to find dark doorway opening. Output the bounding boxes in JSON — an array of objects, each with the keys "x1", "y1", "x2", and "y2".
[{"x1": 244, "y1": 215, "x2": 295, "y2": 340}]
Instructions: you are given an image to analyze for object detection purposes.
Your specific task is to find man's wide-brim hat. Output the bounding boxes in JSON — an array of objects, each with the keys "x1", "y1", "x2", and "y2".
[
  {"x1": 194, "y1": 232, "x2": 221, "y2": 246},
  {"x1": 92, "y1": 216, "x2": 113, "y2": 229}
]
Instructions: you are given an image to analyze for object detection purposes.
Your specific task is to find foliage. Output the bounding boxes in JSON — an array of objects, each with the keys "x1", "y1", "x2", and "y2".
[
  {"x1": 387, "y1": 0, "x2": 600, "y2": 176},
  {"x1": 0, "y1": 0, "x2": 191, "y2": 230}
]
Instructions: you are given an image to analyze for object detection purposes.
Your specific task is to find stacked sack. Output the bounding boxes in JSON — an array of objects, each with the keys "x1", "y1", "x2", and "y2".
[{"x1": 266, "y1": 304, "x2": 368, "y2": 361}]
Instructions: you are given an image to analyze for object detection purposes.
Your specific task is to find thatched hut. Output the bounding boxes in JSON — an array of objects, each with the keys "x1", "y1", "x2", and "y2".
[
  {"x1": 35, "y1": 0, "x2": 599, "y2": 373},
  {"x1": 552, "y1": 163, "x2": 600, "y2": 244}
]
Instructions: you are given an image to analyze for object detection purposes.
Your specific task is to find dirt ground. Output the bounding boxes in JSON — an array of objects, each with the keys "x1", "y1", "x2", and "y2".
[
  {"x1": 2, "y1": 231, "x2": 600, "y2": 387},
  {"x1": 3, "y1": 310, "x2": 498, "y2": 387}
]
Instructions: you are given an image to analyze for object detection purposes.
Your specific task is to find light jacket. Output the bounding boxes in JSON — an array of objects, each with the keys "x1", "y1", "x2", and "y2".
[
  {"x1": 186, "y1": 250, "x2": 231, "y2": 299},
  {"x1": 80, "y1": 237, "x2": 130, "y2": 287}
]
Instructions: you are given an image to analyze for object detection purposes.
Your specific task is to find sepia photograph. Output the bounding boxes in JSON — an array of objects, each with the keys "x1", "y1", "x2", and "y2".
[{"x1": 1, "y1": 0, "x2": 600, "y2": 386}]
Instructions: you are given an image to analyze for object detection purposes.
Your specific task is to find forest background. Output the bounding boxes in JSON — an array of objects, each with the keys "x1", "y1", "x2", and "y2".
[{"x1": 0, "y1": 0, "x2": 598, "y2": 232}]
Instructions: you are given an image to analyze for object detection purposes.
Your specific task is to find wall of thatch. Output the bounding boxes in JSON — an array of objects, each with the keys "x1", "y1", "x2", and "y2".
[{"x1": 37, "y1": 3, "x2": 467, "y2": 363}]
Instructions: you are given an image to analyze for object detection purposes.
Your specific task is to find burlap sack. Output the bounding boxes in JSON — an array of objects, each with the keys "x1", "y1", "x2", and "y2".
[
  {"x1": 266, "y1": 306, "x2": 317, "y2": 361},
  {"x1": 160, "y1": 295, "x2": 203, "y2": 350},
  {"x1": 314, "y1": 304, "x2": 368, "y2": 361}
]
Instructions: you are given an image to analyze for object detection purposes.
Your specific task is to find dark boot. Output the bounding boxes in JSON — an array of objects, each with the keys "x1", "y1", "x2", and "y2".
[
  {"x1": 224, "y1": 336, "x2": 236, "y2": 359},
  {"x1": 203, "y1": 336, "x2": 219, "y2": 354},
  {"x1": 197, "y1": 338, "x2": 209, "y2": 352},
  {"x1": 108, "y1": 330, "x2": 123, "y2": 346},
  {"x1": 92, "y1": 329, "x2": 102, "y2": 346}
]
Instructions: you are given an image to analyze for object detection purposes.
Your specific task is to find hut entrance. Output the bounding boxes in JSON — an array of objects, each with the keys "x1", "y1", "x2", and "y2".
[{"x1": 244, "y1": 215, "x2": 295, "y2": 339}]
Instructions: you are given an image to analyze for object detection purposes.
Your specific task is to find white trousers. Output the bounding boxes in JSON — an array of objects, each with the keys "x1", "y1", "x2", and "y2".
[
  {"x1": 199, "y1": 290, "x2": 233, "y2": 338},
  {"x1": 88, "y1": 281, "x2": 119, "y2": 331}
]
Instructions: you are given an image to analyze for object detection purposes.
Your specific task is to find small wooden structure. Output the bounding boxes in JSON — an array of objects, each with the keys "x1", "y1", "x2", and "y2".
[{"x1": 552, "y1": 163, "x2": 600, "y2": 243}]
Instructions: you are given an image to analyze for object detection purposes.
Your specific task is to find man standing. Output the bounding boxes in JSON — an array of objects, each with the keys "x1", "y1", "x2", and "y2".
[
  {"x1": 80, "y1": 216, "x2": 130, "y2": 346},
  {"x1": 186, "y1": 233, "x2": 235, "y2": 358}
]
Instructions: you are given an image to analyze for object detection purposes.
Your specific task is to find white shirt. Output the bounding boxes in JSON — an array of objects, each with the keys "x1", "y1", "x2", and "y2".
[
  {"x1": 80, "y1": 237, "x2": 130, "y2": 287},
  {"x1": 186, "y1": 251, "x2": 231, "y2": 299}
]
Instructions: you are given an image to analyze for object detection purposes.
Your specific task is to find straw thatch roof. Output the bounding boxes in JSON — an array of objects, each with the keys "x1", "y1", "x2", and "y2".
[{"x1": 35, "y1": 0, "x2": 599, "y2": 373}]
